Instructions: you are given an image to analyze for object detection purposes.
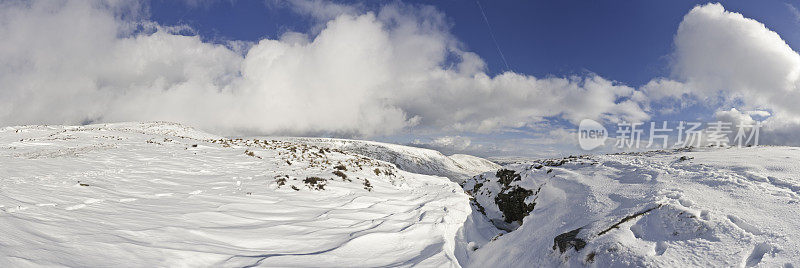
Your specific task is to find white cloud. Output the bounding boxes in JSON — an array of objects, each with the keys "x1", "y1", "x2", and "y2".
[
  {"x1": 640, "y1": 78, "x2": 691, "y2": 102},
  {"x1": 636, "y1": 3, "x2": 800, "y2": 147},
  {"x1": 787, "y1": 3, "x2": 800, "y2": 24},
  {"x1": 714, "y1": 108, "x2": 758, "y2": 127},
  {"x1": 0, "y1": 0, "x2": 648, "y2": 138},
  {"x1": 663, "y1": 3, "x2": 800, "y2": 115},
  {"x1": 713, "y1": 107, "x2": 800, "y2": 146},
  {"x1": 283, "y1": 0, "x2": 359, "y2": 21},
  {"x1": 748, "y1": 110, "x2": 771, "y2": 118},
  {"x1": 0, "y1": 0, "x2": 243, "y2": 131}
]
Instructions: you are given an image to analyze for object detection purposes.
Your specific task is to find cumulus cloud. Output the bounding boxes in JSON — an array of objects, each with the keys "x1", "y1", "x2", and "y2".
[
  {"x1": 639, "y1": 3, "x2": 800, "y2": 147},
  {"x1": 651, "y1": 4, "x2": 800, "y2": 116},
  {"x1": 13, "y1": 0, "x2": 800, "y2": 153},
  {"x1": 714, "y1": 108, "x2": 770, "y2": 126},
  {"x1": 0, "y1": 0, "x2": 647, "y2": 137},
  {"x1": 711, "y1": 107, "x2": 800, "y2": 146}
]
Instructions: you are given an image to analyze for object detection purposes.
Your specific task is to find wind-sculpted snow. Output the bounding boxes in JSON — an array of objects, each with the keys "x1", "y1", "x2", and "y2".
[
  {"x1": 0, "y1": 122, "x2": 471, "y2": 267},
  {"x1": 461, "y1": 148, "x2": 800, "y2": 267},
  {"x1": 3, "y1": 122, "x2": 800, "y2": 267}
]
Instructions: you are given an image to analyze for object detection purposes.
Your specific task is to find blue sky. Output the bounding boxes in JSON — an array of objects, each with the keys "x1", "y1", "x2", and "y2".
[
  {"x1": 147, "y1": 0, "x2": 800, "y2": 86},
  {"x1": 141, "y1": 0, "x2": 800, "y2": 158}
]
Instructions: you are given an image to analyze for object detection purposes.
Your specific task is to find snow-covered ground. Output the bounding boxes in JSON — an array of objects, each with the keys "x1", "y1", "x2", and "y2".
[
  {"x1": 462, "y1": 147, "x2": 800, "y2": 267},
  {"x1": 2, "y1": 122, "x2": 800, "y2": 267},
  {"x1": 0, "y1": 122, "x2": 491, "y2": 267}
]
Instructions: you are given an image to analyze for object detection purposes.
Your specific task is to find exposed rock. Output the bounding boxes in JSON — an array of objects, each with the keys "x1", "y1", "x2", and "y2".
[
  {"x1": 495, "y1": 186, "x2": 535, "y2": 223},
  {"x1": 553, "y1": 228, "x2": 587, "y2": 253}
]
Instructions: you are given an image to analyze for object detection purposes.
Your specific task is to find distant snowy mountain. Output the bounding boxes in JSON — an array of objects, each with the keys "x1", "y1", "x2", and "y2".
[
  {"x1": 281, "y1": 137, "x2": 500, "y2": 182},
  {"x1": 1, "y1": 122, "x2": 799, "y2": 267}
]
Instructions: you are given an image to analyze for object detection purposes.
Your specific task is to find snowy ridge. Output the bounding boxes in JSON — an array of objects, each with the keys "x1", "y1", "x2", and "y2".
[
  {"x1": 0, "y1": 122, "x2": 478, "y2": 267},
  {"x1": 448, "y1": 154, "x2": 502, "y2": 177},
  {"x1": 279, "y1": 137, "x2": 500, "y2": 182},
  {"x1": 461, "y1": 147, "x2": 800, "y2": 267}
]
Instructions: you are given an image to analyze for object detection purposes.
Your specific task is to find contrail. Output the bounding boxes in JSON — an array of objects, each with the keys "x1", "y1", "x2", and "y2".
[{"x1": 476, "y1": 1, "x2": 511, "y2": 71}]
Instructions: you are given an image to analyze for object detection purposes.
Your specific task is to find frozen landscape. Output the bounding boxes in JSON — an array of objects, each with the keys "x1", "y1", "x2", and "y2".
[
  {"x1": 1, "y1": 122, "x2": 798, "y2": 267},
  {"x1": 4, "y1": 0, "x2": 800, "y2": 266},
  {"x1": 0, "y1": 122, "x2": 485, "y2": 267}
]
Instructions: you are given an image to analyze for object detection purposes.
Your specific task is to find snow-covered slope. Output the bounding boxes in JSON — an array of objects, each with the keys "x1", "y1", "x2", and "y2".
[
  {"x1": 0, "y1": 122, "x2": 473, "y2": 267},
  {"x1": 461, "y1": 147, "x2": 800, "y2": 267},
  {"x1": 280, "y1": 137, "x2": 499, "y2": 182},
  {"x1": 3, "y1": 122, "x2": 800, "y2": 267},
  {"x1": 448, "y1": 154, "x2": 501, "y2": 177}
]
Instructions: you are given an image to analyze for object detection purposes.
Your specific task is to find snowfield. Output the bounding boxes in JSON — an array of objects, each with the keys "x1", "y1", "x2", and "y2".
[
  {"x1": 462, "y1": 147, "x2": 800, "y2": 267},
  {"x1": 0, "y1": 122, "x2": 486, "y2": 267},
  {"x1": 1, "y1": 122, "x2": 799, "y2": 267}
]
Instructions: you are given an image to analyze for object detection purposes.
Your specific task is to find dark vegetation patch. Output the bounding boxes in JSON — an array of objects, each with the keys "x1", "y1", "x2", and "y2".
[
  {"x1": 597, "y1": 204, "x2": 663, "y2": 236},
  {"x1": 544, "y1": 159, "x2": 567, "y2": 167},
  {"x1": 553, "y1": 228, "x2": 587, "y2": 253},
  {"x1": 303, "y1": 177, "x2": 328, "y2": 190},
  {"x1": 495, "y1": 186, "x2": 535, "y2": 223},
  {"x1": 470, "y1": 198, "x2": 486, "y2": 215},
  {"x1": 203, "y1": 137, "x2": 401, "y2": 192},
  {"x1": 527, "y1": 155, "x2": 597, "y2": 170},
  {"x1": 464, "y1": 170, "x2": 544, "y2": 229},
  {"x1": 611, "y1": 146, "x2": 694, "y2": 157},
  {"x1": 372, "y1": 168, "x2": 394, "y2": 177},
  {"x1": 496, "y1": 169, "x2": 521, "y2": 187},
  {"x1": 363, "y1": 178, "x2": 373, "y2": 191},
  {"x1": 471, "y1": 182, "x2": 484, "y2": 195},
  {"x1": 491, "y1": 233, "x2": 504, "y2": 241},
  {"x1": 274, "y1": 175, "x2": 290, "y2": 188},
  {"x1": 585, "y1": 251, "x2": 596, "y2": 263},
  {"x1": 244, "y1": 149, "x2": 261, "y2": 159},
  {"x1": 491, "y1": 169, "x2": 542, "y2": 224},
  {"x1": 332, "y1": 170, "x2": 350, "y2": 181},
  {"x1": 291, "y1": 185, "x2": 300, "y2": 191}
]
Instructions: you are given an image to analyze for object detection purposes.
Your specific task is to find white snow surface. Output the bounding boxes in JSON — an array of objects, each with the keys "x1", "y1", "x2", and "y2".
[
  {"x1": 0, "y1": 122, "x2": 477, "y2": 267},
  {"x1": 462, "y1": 147, "x2": 800, "y2": 267},
  {"x1": 2, "y1": 122, "x2": 800, "y2": 267}
]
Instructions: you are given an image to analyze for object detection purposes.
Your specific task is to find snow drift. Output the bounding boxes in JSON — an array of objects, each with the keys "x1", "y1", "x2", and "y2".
[
  {"x1": 461, "y1": 148, "x2": 800, "y2": 267},
  {"x1": 0, "y1": 122, "x2": 487, "y2": 267}
]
